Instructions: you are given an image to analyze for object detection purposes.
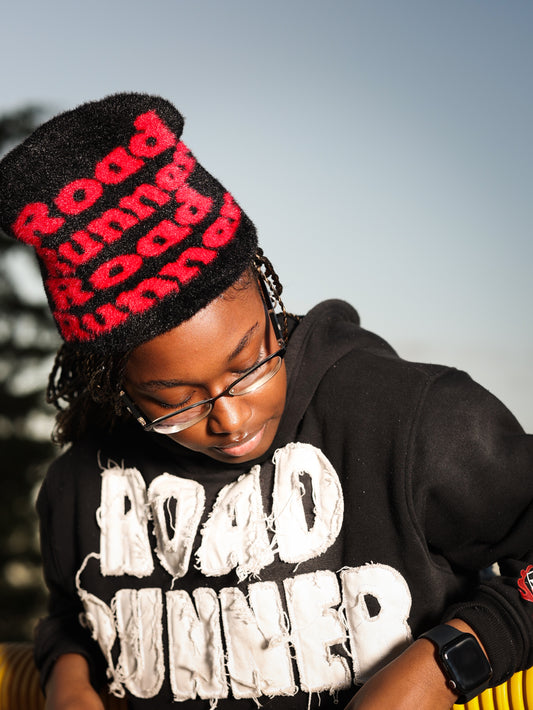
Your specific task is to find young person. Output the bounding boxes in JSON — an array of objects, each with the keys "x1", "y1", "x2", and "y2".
[{"x1": 0, "y1": 93, "x2": 531, "y2": 710}]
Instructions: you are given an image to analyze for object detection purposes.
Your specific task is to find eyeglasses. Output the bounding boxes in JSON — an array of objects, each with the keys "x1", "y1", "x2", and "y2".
[{"x1": 119, "y1": 277, "x2": 286, "y2": 435}]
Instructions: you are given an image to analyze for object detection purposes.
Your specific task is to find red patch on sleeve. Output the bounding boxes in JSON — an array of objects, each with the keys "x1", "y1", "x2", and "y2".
[{"x1": 518, "y1": 565, "x2": 533, "y2": 602}]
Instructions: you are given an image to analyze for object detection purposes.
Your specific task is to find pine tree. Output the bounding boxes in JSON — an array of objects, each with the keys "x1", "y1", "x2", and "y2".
[{"x1": 0, "y1": 106, "x2": 60, "y2": 641}]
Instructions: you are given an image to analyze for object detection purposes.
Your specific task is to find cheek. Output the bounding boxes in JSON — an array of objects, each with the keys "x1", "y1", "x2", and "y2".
[
  {"x1": 269, "y1": 369, "x2": 287, "y2": 417},
  {"x1": 254, "y1": 362, "x2": 287, "y2": 423},
  {"x1": 167, "y1": 428, "x2": 206, "y2": 450}
]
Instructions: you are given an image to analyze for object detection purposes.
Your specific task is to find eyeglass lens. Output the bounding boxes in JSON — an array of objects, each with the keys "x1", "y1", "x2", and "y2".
[{"x1": 150, "y1": 355, "x2": 283, "y2": 434}]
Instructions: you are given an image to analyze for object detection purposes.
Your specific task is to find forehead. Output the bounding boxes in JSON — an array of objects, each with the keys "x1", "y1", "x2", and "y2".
[{"x1": 125, "y1": 277, "x2": 263, "y2": 382}]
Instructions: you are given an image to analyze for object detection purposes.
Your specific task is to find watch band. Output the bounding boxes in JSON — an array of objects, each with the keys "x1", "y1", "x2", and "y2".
[
  {"x1": 419, "y1": 624, "x2": 493, "y2": 704},
  {"x1": 420, "y1": 623, "x2": 466, "y2": 648}
]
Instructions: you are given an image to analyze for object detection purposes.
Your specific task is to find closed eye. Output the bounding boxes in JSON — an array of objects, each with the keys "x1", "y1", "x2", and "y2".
[
  {"x1": 152, "y1": 392, "x2": 195, "y2": 410},
  {"x1": 231, "y1": 347, "x2": 268, "y2": 377}
]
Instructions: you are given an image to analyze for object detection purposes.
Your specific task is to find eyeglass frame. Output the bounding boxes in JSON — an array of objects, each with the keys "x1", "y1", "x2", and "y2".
[{"x1": 119, "y1": 275, "x2": 286, "y2": 434}]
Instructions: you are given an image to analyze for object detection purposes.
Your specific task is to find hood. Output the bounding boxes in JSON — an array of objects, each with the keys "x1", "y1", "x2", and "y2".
[{"x1": 277, "y1": 299, "x2": 398, "y2": 440}]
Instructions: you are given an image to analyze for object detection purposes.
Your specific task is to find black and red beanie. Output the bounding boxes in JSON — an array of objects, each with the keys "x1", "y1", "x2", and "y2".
[{"x1": 0, "y1": 93, "x2": 258, "y2": 352}]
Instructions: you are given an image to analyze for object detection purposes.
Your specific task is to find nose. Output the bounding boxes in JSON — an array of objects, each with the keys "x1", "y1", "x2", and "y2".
[{"x1": 207, "y1": 394, "x2": 252, "y2": 435}]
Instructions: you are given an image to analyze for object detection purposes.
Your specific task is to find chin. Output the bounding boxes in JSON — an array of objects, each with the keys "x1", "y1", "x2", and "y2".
[{"x1": 173, "y1": 418, "x2": 280, "y2": 465}]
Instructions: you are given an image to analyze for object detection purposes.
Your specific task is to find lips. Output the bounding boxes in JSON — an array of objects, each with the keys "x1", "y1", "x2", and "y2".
[{"x1": 213, "y1": 424, "x2": 267, "y2": 458}]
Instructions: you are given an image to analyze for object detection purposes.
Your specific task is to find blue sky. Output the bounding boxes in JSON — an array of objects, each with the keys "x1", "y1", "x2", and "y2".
[{"x1": 1, "y1": 0, "x2": 532, "y2": 428}]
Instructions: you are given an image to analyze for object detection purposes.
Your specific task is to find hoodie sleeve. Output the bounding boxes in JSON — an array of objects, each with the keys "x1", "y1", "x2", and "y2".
[
  {"x1": 34, "y1": 462, "x2": 107, "y2": 692},
  {"x1": 411, "y1": 368, "x2": 533, "y2": 685}
]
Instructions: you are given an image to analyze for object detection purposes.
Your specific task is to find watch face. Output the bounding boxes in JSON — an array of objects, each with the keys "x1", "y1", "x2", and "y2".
[{"x1": 442, "y1": 636, "x2": 492, "y2": 692}]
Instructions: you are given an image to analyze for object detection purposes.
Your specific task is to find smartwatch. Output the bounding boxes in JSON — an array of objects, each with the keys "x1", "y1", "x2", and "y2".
[{"x1": 419, "y1": 624, "x2": 493, "y2": 704}]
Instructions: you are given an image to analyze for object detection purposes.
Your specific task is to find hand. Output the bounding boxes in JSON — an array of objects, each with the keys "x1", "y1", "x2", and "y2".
[
  {"x1": 44, "y1": 654, "x2": 105, "y2": 710},
  {"x1": 344, "y1": 619, "x2": 487, "y2": 710}
]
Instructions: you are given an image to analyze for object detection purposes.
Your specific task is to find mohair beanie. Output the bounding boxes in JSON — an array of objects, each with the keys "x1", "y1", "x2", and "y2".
[{"x1": 0, "y1": 93, "x2": 258, "y2": 353}]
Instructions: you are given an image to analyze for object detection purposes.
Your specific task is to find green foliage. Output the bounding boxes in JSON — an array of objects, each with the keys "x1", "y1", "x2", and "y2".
[
  {"x1": 0, "y1": 106, "x2": 45, "y2": 152},
  {"x1": 0, "y1": 107, "x2": 60, "y2": 641}
]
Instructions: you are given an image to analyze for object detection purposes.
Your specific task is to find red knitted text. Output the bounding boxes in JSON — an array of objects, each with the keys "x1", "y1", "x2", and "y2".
[
  {"x1": 129, "y1": 111, "x2": 176, "y2": 158},
  {"x1": 81, "y1": 304, "x2": 128, "y2": 335},
  {"x1": 155, "y1": 142, "x2": 195, "y2": 191},
  {"x1": 55, "y1": 312, "x2": 91, "y2": 341},
  {"x1": 36, "y1": 246, "x2": 75, "y2": 277},
  {"x1": 136, "y1": 220, "x2": 190, "y2": 258},
  {"x1": 94, "y1": 147, "x2": 144, "y2": 185},
  {"x1": 89, "y1": 254, "x2": 143, "y2": 290},
  {"x1": 174, "y1": 184, "x2": 213, "y2": 226},
  {"x1": 119, "y1": 184, "x2": 171, "y2": 219},
  {"x1": 47, "y1": 276, "x2": 93, "y2": 311},
  {"x1": 59, "y1": 231, "x2": 104, "y2": 266},
  {"x1": 87, "y1": 209, "x2": 139, "y2": 244},
  {"x1": 116, "y1": 277, "x2": 181, "y2": 314},
  {"x1": 159, "y1": 246, "x2": 217, "y2": 284},
  {"x1": 203, "y1": 193, "x2": 241, "y2": 247},
  {"x1": 54, "y1": 179, "x2": 104, "y2": 215},
  {"x1": 12, "y1": 203, "x2": 65, "y2": 247}
]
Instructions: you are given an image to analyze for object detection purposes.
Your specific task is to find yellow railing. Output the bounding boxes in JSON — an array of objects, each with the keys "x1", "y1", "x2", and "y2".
[
  {"x1": 0, "y1": 642, "x2": 531, "y2": 709},
  {"x1": 0, "y1": 643, "x2": 124, "y2": 710},
  {"x1": 457, "y1": 668, "x2": 533, "y2": 709}
]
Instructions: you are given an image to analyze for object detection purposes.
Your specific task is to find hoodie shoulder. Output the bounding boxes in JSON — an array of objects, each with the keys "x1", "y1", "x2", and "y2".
[{"x1": 285, "y1": 299, "x2": 397, "y2": 380}]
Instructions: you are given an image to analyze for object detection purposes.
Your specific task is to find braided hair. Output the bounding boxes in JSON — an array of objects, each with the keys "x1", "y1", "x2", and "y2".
[{"x1": 47, "y1": 250, "x2": 294, "y2": 445}]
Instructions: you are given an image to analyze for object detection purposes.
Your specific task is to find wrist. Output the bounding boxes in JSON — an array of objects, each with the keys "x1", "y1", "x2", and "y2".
[
  {"x1": 45, "y1": 654, "x2": 102, "y2": 709},
  {"x1": 407, "y1": 638, "x2": 464, "y2": 706},
  {"x1": 344, "y1": 637, "x2": 464, "y2": 710},
  {"x1": 418, "y1": 622, "x2": 493, "y2": 704}
]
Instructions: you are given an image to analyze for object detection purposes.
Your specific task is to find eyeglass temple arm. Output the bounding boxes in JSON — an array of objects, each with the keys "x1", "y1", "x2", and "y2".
[
  {"x1": 119, "y1": 389, "x2": 150, "y2": 428},
  {"x1": 257, "y1": 274, "x2": 285, "y2": 346}
]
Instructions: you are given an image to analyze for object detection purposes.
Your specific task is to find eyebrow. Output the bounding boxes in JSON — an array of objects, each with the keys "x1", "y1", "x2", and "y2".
[
  {"x1": 226, "y1": 320, "x2": 260, "y2": 362},
  {"x1": 138, "y1": 321, "x2": 261, "y2": 392}
]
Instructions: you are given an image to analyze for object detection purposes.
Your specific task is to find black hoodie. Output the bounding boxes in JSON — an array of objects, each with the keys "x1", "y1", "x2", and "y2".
[{"x1": 35, "y1": 300, "x2": 533, "y2": 708}]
